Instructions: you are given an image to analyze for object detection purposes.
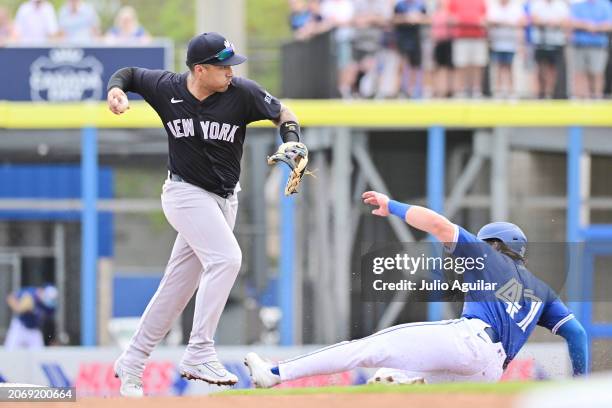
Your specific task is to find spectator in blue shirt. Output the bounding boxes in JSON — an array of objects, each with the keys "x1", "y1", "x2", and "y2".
[
  {"x1": 570, "y1": 0, "x2": 612, "y2": 98},
  {"x1": 289, "y1": 0, "x2": 323, "y2": 40},
  {"x1": 58, "y1": 0, "x2": 100, "y2": 43},
  {"x1": 105, "y1": 5, "x2": 150, "y2": 45}
]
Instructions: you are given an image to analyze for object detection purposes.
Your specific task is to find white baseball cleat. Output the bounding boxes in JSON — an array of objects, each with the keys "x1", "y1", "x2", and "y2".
[
  {"x1": 179, "y1": 361, "x2": 238, "y2": 386},
  {"x1": 113, "y1": 360, "x2": 144, "y2": 397},
  {"x1": 244, "y1": 352, "x2": 281, "y2": 388},
  {"x1": 367, "y1": 368, "x2": 425, "y2": 386}
]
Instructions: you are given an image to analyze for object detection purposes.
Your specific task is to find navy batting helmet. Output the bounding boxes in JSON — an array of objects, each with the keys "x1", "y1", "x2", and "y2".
[{"x1": 477, "y1": 222, "x2": 527, "y2": 258}]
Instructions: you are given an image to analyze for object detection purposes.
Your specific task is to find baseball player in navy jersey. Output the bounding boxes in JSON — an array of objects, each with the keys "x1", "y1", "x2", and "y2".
[
  {"x1": 245, "y1": 191, "x2": 588, "y2": 387},
  {"x1": 4, "y1": 285, "x2": 58, "y2": 350},
  {"x1": 106, "y1": 32, "x2": 306, "y2": 397}
]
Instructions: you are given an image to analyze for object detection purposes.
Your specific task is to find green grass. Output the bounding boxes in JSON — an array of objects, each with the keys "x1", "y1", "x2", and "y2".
[{"x1": 215, "y1": 381, "x2": 543, "y2": 397}]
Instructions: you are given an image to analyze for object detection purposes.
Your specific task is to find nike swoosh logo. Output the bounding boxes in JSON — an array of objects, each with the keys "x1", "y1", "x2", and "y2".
[{"x1": 171, "y1": 98, "x2": 183, "y2": 104}]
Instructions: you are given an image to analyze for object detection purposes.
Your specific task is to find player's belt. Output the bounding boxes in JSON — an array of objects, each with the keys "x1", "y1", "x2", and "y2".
[
  {"x1": 483, "y1": 326, "x2": 500, "y2": 344},
  {"x1": 167, "y1": 171, "x2": 233, "y2": 199},
  {"x1": 482, "y1": 325, "x2": 510, "y2": 369}
]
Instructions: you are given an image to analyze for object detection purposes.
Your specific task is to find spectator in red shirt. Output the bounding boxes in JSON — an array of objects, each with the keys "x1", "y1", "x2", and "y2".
[{"x1": 448, "y1": 0, "x2": 488, "y2": 97}]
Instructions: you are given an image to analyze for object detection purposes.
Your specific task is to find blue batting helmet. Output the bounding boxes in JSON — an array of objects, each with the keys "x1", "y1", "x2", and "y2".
[
  {"x1": 39, "y1": 284, "x2": 58, "y2": 309},
  {"x1": 477, "y1": 222, "x2": 527, "y2": 258}
]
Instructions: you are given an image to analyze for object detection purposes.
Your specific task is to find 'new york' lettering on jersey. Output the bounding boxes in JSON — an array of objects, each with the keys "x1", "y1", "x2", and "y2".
[
  {"x1": 450, "y1": 226, "x2": 574, "y2": 365},
  {"x1": 165, "y1": 119, "x2": 240, "y2": 142},
  {"x1": 123, "y1": 69, "x2": 281, "y2": 198}
]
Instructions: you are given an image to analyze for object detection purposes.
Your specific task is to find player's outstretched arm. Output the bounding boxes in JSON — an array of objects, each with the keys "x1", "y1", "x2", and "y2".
[
  {"x1": 556, "y1": 318, "x2": 589, "y2": 376},
  {"x1": 6, "y1": 293, "x2": 19, "y2": 312},
  {"x1": 362, "y1": 191, "x2": 456, "y2": 242},
  {"x1": 6, "y1": 293, "x2": 33, "y2": 313}
]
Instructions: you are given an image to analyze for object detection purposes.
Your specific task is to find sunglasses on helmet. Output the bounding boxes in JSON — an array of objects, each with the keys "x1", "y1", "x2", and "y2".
[{"x1": 193, "y1": 45, "x2": 235, "y2": 65}]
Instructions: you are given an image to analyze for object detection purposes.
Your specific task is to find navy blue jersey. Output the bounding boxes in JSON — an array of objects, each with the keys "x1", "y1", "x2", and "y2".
[
  {"x1": 123, "y1": 69, "x2": 281, "y2": 198},
  {"x1": 450, "y1": 226, "x2": 574, "y2": 363}
]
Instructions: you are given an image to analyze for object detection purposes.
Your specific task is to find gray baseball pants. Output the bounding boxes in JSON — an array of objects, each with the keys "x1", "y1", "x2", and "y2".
[{"x1": 118, "y1": 178, "x2": 241, "y2": 376}]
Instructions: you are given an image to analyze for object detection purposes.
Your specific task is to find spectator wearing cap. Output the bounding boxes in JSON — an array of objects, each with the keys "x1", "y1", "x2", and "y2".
[
  {"x1": 448, "y1": 0, "x2": 488, "y2": 98},
  {"x1": 0, "y1": 6, "x2": 18, "y2": 45},
  {"x1": 488, "y1": 0, "x2": 526, "y2": 98},
  {"x1": 393, "y1": 0, "x2": 428, "y2": 98},
  {"x1": 570, "y1": 0, "x2": 612, "y2": 99},
  {"x1": 58, "y1": 0, "x2": 100, "y2": 43},
  {"x1": 14, "y1": 0, "x2": 59, "y2": 43},
  {"x1": 4, "y1": 284, "x2": 58, "y2": 349},
  {"x1": 105, "y1": 5, "x2": 150, "y2": 45},
  {"x1": 530, "y1": 0, "x2": 570, "y2": 99}
]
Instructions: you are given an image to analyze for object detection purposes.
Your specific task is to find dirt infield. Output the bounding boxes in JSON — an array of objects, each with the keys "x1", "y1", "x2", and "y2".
[{"x1": 1, "y1": 393, "x2": 518, "y2": 408}]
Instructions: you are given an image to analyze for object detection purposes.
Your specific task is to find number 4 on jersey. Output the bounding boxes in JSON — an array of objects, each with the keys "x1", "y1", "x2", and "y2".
[
  {"x1": 496, "y1": 278, "x2": 542, "y2": 331},
  {"x1": 496, "y1": 278, "x2": 523, "y2": 318}
]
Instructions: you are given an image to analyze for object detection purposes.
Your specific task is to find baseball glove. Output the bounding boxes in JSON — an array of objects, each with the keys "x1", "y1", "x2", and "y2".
[{"x1": 267, "y1": 142, "x2": 311, "y2": 195}]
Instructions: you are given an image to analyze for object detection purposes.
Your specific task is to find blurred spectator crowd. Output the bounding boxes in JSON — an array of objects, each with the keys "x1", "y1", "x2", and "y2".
[
  {"x1": 0, "y1": 0, "x2": 151, "y2": 47},
  {"x1": 289, "y1": 0, "x2": 612, "y2": 99}
]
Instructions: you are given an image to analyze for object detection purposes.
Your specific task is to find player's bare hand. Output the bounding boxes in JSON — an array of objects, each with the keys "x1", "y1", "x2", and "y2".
[
  {"x1": 107, "y1": 87, "x2": 130, "y2": 115},
  {"x1": 362, "y1": 191, "x2": 390, "y2": 217}
]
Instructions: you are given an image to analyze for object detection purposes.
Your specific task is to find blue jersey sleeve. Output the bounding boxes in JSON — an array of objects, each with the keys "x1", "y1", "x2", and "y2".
[
  {"x1": 537, "y1": 287, "x2": 574, "y2": 334},
  {"x1": 16, "y1": 287, "x2": 36, "y2": 300},
  {"x1": 556, "y1": 318, "x2": 588, "y2": 376},
  {"x1": 448, "y1": 225, "x2": 497, "y2": 259}
]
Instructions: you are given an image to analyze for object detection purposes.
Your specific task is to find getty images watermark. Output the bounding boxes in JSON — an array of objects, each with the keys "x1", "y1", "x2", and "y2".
[
  {"x1": 370, "y1": 252, "x2": 496, "y2": 293},
  {"x1": 359, "y1": 242, "x2": 592, "y2": 303}
]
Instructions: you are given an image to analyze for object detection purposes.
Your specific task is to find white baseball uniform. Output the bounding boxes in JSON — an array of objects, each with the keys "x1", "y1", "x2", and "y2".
[{"x1": 279, "y1": 317, "x2": 506, "y2": 384}]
